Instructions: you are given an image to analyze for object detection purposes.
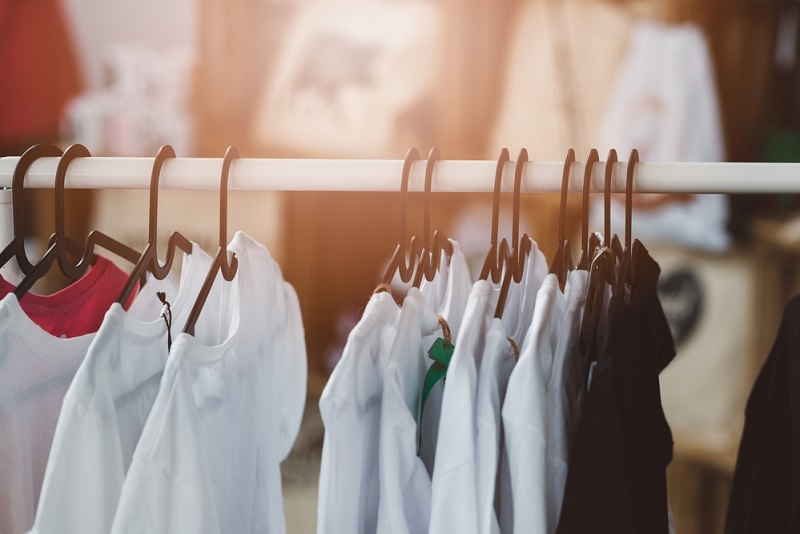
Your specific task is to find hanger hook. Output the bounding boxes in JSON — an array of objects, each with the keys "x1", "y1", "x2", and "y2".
[
  {"x1": 557, "y1": 148, "x2": 576, "y2": 244},
  {"x1": 479, "y1": 148, "x2": 509, "y2": 283},
  {"x1": 512, "y1": 148, "x2": 528, "y2": 246},
  {"x1": 148, "y1": 145, "x2": 176, "y2": 245},
  {"x1": 55, "y1": 144, "x2": 91, "y2": 245},
  {"x1": 52, "y1": 144, "x2": 92, "y2": 279},
  {"x1": 604, "y1": 149, "x2": 618, "y2": 243},
  {"x1": 218, "y1": 146, "x2": 239, "y2": 280},
  {"x1": 398, "y1": 147, "x2": 420, "y2": 248},
  {"x1": 625, "y1": 149, "x2": 639, "y2": 248},
  {"x1": 8, "y1": 144, "x2": 63, "y2": 272},
  {"x1": 581, "y1": 148, "x2": 599, "y2": 262},
  {"x1": 491, "y1": 148, "x2": 509, "y2": 249},
  {"x1": 422, "y1": 147, "x2": 440, "y2": 251}
]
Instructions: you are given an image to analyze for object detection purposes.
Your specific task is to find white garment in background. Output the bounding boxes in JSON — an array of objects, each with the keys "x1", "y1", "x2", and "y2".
[
  {"x1": 502, "y1": 274, "x2": 566, "y2": 534},
  {"x1": 316, "y1": 291, "x2": 400, "y2": 534},
  {"x1": 596, "y1": 20, "x2": 729, "y2": 251},
  {"x1": 377, "y1": 287, "x2": 442, "y2": 534},
  {"x1": 29, "y1": 245, "x2": 213, "y2": 534},
  {"x1": 428, "y1": 281, "x2": 493, "y2": 534},
  {"x1": 111, "y1": 233, "x2": 307, "y2": 534}
]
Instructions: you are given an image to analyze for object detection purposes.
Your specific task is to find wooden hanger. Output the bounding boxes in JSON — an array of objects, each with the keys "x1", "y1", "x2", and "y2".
[
  {"x1": 183, "y1": 146, "x2": 240, "y2": 336},
  {"x1": 14, "y1": 144, "x2": 139, "y2": 300},
  {"x1": 117, "y1": 145, "x2": 192, "y2": 304}
]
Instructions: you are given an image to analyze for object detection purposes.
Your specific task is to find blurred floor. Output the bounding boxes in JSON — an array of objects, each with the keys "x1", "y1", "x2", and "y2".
[{"x1": 282, "y1": 383, "x2": 324, "y2": 534}]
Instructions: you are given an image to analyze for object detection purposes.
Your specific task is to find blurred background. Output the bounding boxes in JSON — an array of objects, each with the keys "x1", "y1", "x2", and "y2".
[{"x1": 2, "y1": 0, "x2": 800, "y2": 532}]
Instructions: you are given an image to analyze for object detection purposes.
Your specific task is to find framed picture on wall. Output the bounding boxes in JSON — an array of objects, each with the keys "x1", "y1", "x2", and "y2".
[{"x1": 250, "y1": 0, "x2": 445, "y2": 157}]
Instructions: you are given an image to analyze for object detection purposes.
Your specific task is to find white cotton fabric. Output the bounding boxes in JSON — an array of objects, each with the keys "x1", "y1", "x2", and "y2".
[
  {"x1": 478, "y1": 241, "x2": 549, "y2": 534},
  {"x1": 376, "y1": 287, "x2": 442, "y2": 534},
  {"x1": 0, "y1": 295, "x2": 94, "y2": 534},
  {"x1": 316, "y1": 291, "x2": 401, "y2": 534},
  {"x1": 428, "y1": 280, "x2": 494, "y2": 534},
  {"x1": 29, "y1": 244, "x2": 213, "y2": 534},
  {"x1": 110, "y1": 232, "x2": 307, "y2": 534},
  {"x1": 498, "y1": 239, "x2": 549, "y2": 347},
  {"x1": 417, "y1": 240, "x2": 472, "y2": 475},
  {"x1": 502, "y1": 274, "x2": 566, "y2": 534},
  {"x1": 476, "y1": 318, "x2": 518, "y2": 534},
  {"x1": 418, "y1": 240, "x2": 473, "y2": 342},
  {"x1": 501, "y1": 270, "x2": 590, "y2": 534},
  {"x1": 428, "y1": 238, "x2": 548, "y2": 534},
  {"x1": 126, "y1": 269, "x2": 180, "y2": 322}
]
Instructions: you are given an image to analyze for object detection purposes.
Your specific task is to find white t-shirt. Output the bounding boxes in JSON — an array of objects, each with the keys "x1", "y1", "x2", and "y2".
[
  {"x1": 417, "y1": 239, "x2": 472, "y2": 475},
  {"x1": 428, "y1": 280, "x2": 493, "y2": 534},
  {"x1": 111, "y1": 232, "x2": 307, "y2": 534},
  {"x1": 428, "y1": 239, "x2": 548, "y2": 534},
  {"x1": 0, "y1": 256, "x2": 174, "y2": 534},
  {"x1": 316, "y1": 290, "x2": 400, "y2": 534},
  {"x1": 476, "y1": 318, "x2": 518, "y2": 534},
  {"x1": 418, "y1": 239, "x2": 472, "y2": 341},
  {"x1": 127, "y1": 270, "x2": 180, "y2": 322},
  {"x1": 0, "y1": 295, "x2": 93, "y2": 534},
  {"x1": 377, "y1": 287, "x2": 442, "y2": 534},
  {"x1": 497, "y1": 239, "x2": 549, "y2": 346},
  {"x1": 476, "y1": 241, "x2": 549, "y2": 534},
  {"x1": 502, "y1": 274, "x2": 566, "y2": 534},
  {"x1": 29, "y1": 244, "x2": 213, "y2": 534}
]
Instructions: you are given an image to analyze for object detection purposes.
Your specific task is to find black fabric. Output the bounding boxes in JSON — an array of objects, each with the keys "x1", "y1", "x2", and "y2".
[
  {"x1": 556, "y1": 240, "x2": 676, "y2": 534},
  {"x1": 725, "y1": 295, "x2": 800, "y2": 534}
]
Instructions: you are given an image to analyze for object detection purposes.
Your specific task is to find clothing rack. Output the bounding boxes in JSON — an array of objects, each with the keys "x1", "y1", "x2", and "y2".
[{"x1": 0, "y1": 156, "x2": 799, "y2": 193}]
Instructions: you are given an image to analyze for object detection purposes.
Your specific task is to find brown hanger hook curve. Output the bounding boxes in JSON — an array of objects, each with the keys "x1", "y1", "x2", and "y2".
[
  {"x1": 604, "y1": 148, "x2": 618, "y2": 243},
  {"x1": 422, "y1": 147, "x2": 440, "y2": 251},
  {"x1": 219, "y1": 145, "x2": 239, "y2": 280},
  {"x1": 625, "y1": 148, "x2": 639, "y2": 248}
]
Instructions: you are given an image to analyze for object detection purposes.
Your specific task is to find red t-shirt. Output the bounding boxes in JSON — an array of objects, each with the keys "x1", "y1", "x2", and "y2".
[{"x1": 0, "y1": 256, "x2": 137, "y2": 338}]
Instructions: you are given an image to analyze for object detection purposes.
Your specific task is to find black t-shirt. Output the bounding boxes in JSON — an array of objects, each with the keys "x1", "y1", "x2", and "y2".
[
  {"x1": 725, "y1": 295, "x2": 800, "y2": 533},
  {"x1": 556, "y1": 240, "x2": 676, "y2": 534}
]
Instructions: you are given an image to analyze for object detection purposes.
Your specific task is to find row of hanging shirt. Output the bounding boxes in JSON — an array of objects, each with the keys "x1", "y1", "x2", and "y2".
[
  {"x1": 0, "y1": 145, "x2": 307, "y2": 534},
  {"x1": 317, "y1": 147, "x2": 677, "y2": 534}
]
